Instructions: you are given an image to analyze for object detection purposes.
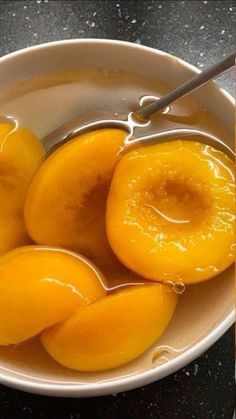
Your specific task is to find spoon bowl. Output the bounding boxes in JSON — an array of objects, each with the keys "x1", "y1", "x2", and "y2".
[
  {"x1": 42, "y1": 105, "x2": 235, "y2": 160},
  {"x1": 42, "y1": 46, "x2": 235, "y2": 159}
]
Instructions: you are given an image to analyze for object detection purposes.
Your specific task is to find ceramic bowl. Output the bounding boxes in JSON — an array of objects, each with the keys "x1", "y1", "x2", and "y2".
[{"x1": 0, "y1": 39, "x2": 234, "y2": 397}]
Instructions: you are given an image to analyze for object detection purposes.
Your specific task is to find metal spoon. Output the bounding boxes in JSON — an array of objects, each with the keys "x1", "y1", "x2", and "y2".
[{"x1": 43, "y1": 51, "x2": 235, "y2": 158}]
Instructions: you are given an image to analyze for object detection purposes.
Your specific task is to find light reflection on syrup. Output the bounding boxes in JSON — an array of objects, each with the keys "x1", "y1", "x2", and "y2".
[
  {"x1": 151, "y1": 344, "x2": 190, "y2": 367},
  {"x1": 0, "y1": 115, "x2": 19, "y2": 152},
  {"x1": 41, "y1": 277, "x2": 91, "y2": 303},
  {"x1": 103, "y1": 273, "x2": 186, "y2": 296},
  {"x1": 139, "y1": 95, "x2": 170, "y2": 115},
  {"x1": 145, "y1": 203, "x2": 191, "y2": 225}
]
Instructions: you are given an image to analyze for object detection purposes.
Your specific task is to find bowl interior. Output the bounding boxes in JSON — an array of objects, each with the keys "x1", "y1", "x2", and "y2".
[{"x1": 0, "y1": 40, "x2": 234, "y2": 396}]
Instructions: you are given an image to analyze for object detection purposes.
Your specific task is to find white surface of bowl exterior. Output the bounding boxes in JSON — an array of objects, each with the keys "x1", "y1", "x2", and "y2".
[{"x1": 0, "y1": 39, "x2": 234, "y2": 397}]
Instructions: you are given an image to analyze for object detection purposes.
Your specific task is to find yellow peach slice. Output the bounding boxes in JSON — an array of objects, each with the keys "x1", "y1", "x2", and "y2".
[
  {"x1": 24, "y1": 129, "x2": 126, "y2": 271},
  {"x1": 0, "y1": 122, "x2": 44, "y2": 256},
  {"x1": 41, "y1": 284, "x2": 178, "y2": 371},
  {"x1": 107, "y1": 140, "x2": 235, "y2": 284},
  {"x1": 0, "y1": 246, "x2": 106, "y2": 345}
]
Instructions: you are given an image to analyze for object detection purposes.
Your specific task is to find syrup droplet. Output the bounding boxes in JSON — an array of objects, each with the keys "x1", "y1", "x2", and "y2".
[
  {"x1": 152, "y1": 350, "x2": 171, "y2": 367},
  {"x1": 173, "y1": 281, "x2": 186, "y2": 294},
  {"x1": 163, "y1": 280, "x2": 174, "y2": 292}
]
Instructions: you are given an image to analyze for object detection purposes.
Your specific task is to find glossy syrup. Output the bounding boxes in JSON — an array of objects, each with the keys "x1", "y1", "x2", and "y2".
[{"x1": 0, "y1": 69, "x2": 234, "y2": 383}]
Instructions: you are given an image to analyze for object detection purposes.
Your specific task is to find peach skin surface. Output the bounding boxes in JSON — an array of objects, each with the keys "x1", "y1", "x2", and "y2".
[
  {"x1": 0, "y1": 123, "x2": 44, "y2": 256},
  {"x1": 0, "y1": 246, "x2": 106, "y2": 346},
  {"x1": 41, "y1": 284, "x2": 178, "y2": 371}
]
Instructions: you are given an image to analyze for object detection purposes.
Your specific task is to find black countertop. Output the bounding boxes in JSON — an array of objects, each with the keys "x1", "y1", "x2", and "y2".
[{"x1": 0, "y1": 1, "x2": 235, "y2": 418}]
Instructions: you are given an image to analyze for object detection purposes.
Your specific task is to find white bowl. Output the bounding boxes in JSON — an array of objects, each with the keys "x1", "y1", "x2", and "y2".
[{"x1": 0, "y1": 39, "x2": 234, "y2": 397}]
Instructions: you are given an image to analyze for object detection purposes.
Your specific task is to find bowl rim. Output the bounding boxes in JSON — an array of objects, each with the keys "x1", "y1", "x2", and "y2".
[{"x1": 0, "y1": 38, "x2": 234, "y2": 397}]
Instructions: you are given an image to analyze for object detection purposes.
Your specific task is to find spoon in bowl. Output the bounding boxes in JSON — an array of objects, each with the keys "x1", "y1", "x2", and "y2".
[{"x1": 42, "y1": 50, "x2": 235, "y2": 159}]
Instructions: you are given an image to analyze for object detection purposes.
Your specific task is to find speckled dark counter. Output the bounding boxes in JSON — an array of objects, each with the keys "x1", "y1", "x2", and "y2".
[{"x1": 0, "y1": 1, "x2": 235, "y2": 418}]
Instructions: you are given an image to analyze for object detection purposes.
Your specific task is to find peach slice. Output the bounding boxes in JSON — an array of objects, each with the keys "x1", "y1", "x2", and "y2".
[
  {"x1": 0, "y1": 246, "x2": 106, "y2": 345},
  {"x1": 41, "y1": 284, "x2": 178, "y2": 371},
  {"x1": 107, "y1": 140, "x2": 235, "y2": 284},
  {"x1": 24, "y1": 129, "x2": 126, "y2": 271},
  {"x1": 0, "y1": 122, "x2": 44, "y2": 256}
]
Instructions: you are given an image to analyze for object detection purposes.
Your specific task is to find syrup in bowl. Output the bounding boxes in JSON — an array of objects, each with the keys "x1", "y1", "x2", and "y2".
[{"x1": 0, "y1": 68, "x2": 234, "y2": 386}]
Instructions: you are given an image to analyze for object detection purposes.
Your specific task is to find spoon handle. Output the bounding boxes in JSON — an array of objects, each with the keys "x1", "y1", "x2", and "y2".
[{"x1": 135, "y1": 50, "x2": 236, "y2": 120}]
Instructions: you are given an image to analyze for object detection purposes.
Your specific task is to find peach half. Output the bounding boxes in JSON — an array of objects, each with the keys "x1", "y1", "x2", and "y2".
[
  {"x1": 0, "y1": 246, "x2": 105, "y2": 345},
  {"x1": 0, "y1": 123, "x2": 44, "y2": 256},
  {"x1": 24, "y1": 129, "x2": 126, "y2": 271},
  {"x1": 107, "y1": 140, "x2": 235, "y2": 284},
  {"x1": 41, "y1": 284, "x2": 178, "y2": 371}
]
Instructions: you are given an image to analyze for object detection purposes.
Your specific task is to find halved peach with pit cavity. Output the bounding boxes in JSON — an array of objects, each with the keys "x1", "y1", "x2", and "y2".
[
  {"x1": 107, "y1": 140, "x2": 235, "y2": 284},
  {"x1": 24, "y1": 129, "x2": 126, "y2": 271},
  {"x1": 41, "y1": 284, "x2": 178, "y2": 371},
  {"x1": 0, "y1": 246, "x2": 106, "y2": 345}
]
